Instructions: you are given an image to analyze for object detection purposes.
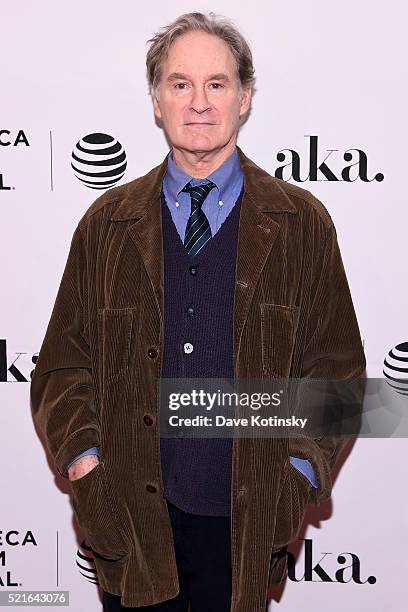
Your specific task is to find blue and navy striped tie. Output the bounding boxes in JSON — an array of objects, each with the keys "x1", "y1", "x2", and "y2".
[{"x1": 181, "y1": 180, "x2": 217, "y2": 256}]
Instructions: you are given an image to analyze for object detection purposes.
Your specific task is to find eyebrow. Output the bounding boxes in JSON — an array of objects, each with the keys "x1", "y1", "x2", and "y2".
[{"x1": 166, "y1": 72, "x2": 231, "y2": 83}]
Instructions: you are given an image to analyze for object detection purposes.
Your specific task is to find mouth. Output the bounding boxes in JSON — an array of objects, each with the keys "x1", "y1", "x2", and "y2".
[{"x1": 185, "y1": 122, "x2": 215, "y2": 126}]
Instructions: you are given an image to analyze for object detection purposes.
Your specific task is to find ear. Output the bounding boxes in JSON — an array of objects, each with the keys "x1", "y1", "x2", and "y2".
[
  {"x1": 239, "y1": 87, "x2": 252, "y2": 117},
  {"x1": 152, "y1": 93, "x2": 162, "y2": 121}
]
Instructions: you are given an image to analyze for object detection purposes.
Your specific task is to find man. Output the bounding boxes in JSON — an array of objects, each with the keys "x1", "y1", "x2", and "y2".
[{"x1": 30, "y1": 11, "x2": 366, "y2": 612}]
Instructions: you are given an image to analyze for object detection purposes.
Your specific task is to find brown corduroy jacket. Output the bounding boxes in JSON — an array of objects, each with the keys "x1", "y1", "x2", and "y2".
[{"x1": 30, "y1": 146, "x2": 366, "y2": 611}]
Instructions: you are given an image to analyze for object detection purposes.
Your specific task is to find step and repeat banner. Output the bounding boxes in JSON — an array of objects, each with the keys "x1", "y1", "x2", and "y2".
[{"x1": 1, "y1": 1, "x2": 407, "y2": 610}]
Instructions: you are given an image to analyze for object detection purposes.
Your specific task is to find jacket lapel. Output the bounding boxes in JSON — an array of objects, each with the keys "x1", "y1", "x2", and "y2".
[{"x1": 110, "y1": 146, "x2": 298, "y2": 370}]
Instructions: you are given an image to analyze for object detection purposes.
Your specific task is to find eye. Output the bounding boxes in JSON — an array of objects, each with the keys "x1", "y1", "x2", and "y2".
[
  {"x1": 174, "y1": 82, "x2": 188, "y2": 89},
  {"x1": 210, "y1": 82, "x2": 223, "y2": 89}
]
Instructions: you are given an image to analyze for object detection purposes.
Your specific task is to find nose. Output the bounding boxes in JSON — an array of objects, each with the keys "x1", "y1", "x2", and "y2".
[{"x1": 190, "y1": 85, "x2": 212, "y2": 115}]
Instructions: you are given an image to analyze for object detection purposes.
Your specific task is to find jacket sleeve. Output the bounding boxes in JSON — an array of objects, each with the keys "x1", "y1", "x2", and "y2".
[
  {"x1": 289, "y1": 221, "x2": 366, "y2": 506},
  {"x1": 30, "y1": 223, "x2": 100, "y2": 479}
]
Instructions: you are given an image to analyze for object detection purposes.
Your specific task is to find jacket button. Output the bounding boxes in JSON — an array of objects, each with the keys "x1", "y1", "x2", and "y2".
[
  {"x1": 146, "y1": 484, "x2": 157, "y2": 493},
  {"x1": 187, "y1": 306, "x2": 195, "y2": 316},
  {"x1": 147, "y1": 347, "x2": 158, "y2": 358},
  {"x1": 189, "y1": 265, "x2": 198, "y2": 275},
  {"x1": 143, "y1": 414, "x2": 154, "y2": 426}
]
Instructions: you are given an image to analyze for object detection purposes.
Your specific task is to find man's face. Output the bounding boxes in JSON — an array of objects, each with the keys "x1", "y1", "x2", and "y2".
[{"x1": 152, "y1": 29, "x2": 251, "y2": 155}]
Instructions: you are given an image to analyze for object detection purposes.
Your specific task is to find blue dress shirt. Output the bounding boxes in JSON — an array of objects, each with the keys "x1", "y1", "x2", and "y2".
[{"x1": 65, "y1": 148, "x2": 318, "y2": 490}]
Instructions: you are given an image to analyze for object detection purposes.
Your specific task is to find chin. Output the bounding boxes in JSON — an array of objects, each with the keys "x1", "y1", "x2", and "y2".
[
  {"x1": 177, "y1": 138, "x2": 217, "y2": 152},
  {"x1": 170, "y1": 129, "x2": 231, "y2": 153}
]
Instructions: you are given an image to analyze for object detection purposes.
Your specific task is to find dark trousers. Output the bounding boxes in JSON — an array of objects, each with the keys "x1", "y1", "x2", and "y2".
[{"x1": 102, "y1": 499, "x2": 232, "y2": 611}]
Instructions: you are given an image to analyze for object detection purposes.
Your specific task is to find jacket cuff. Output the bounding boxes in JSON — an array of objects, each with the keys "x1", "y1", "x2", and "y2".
[
  {"x1": 288, "y1": 436, "x2": 333, "y2": 506},
  {"x1": 54, "y1": 427, "x2": 101, "y2": 478}
]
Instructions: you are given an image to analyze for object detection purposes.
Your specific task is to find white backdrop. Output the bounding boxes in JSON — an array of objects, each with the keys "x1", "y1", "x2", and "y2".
[{"x1": 1, "y1": 1, "x2": 407, "y2": 610}]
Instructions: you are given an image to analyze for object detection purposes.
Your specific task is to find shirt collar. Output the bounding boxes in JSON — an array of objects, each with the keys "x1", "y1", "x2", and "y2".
[{"x1": 164, "y1": 147, "x2": 242, "y2": 204}]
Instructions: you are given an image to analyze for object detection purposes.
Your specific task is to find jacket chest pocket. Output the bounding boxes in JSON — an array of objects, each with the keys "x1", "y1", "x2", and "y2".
[
  {"x1": 260, "y1": 303, "x2": 300, "y2": 378},
  {"x1": 97, "y1": 307, "x2": 135, "y2": 387}
]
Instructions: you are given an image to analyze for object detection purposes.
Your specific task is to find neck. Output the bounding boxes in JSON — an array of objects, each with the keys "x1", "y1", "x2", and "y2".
[{"x1": 171, "y1": 139, "x2": 237, "y2": 178}]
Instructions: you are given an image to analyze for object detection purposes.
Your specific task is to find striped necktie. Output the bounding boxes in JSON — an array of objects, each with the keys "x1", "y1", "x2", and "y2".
[{"x1": 181, "y1": 180, "x2": 216, "y2": 256}]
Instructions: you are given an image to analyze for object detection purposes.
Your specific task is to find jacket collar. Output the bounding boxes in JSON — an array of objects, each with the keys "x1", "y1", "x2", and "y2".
[{"x1": 110, "y1": 145, "x2": 297, "y2": 221}]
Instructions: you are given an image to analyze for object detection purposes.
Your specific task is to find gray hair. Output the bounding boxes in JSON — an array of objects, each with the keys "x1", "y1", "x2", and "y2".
[{"x1": 146, "y1": 11, "x2": 255, "y2": 97}]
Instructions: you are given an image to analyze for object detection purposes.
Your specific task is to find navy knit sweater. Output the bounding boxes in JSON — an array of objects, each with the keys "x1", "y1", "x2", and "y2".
[{"x1": 159, "y1": 188, "x2": 243, "y2": 516}]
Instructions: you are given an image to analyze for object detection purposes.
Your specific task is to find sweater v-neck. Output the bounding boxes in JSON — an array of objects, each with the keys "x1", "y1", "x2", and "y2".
[{"x1": 160, "y1": 187, "x2": 243, "y2": 263}]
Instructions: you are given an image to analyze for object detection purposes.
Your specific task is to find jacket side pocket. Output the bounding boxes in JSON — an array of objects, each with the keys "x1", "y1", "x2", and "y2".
[
  {"x1": 70, "y1": 462, "x2": 129, "y2": 560},
  {"x1": 273, "y1": 455, "x2": 311, "y2": 549}
]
